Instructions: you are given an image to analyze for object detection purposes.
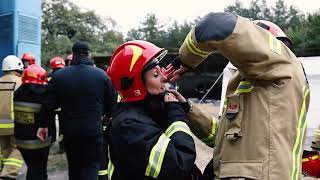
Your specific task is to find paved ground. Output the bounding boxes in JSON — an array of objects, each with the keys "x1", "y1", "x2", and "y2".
[{"x1": 16, "y1": 103, "x2": 318, "y2": 179}]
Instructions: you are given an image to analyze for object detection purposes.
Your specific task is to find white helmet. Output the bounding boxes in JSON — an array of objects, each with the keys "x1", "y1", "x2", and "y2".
[{"x1": 2, "y1": 55, "x2": 24, "y2": 71}]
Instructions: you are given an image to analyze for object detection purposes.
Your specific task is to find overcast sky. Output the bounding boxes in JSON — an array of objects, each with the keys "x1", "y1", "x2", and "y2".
[{"x1": 70, "y1": 0, "x2": 319, "y2": 34}]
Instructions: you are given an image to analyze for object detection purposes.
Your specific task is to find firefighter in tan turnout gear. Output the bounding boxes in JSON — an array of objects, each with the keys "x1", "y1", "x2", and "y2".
[
  {"x1": 0, "y1": 55, "x2": 24, "y2": 179},
  {"x1": 165, "y1": 12, "x2": 310, "y2": 179}
]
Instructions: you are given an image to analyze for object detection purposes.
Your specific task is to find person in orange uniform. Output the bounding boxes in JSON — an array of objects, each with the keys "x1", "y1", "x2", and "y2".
[{"x1": 165, "y1": 12, "x2": 309, "y2": 179}]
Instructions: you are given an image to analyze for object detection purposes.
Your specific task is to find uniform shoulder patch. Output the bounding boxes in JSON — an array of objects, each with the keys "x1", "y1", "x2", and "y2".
[{"x1": 195, "y1": 12, "x2": 237, "y2": 43}]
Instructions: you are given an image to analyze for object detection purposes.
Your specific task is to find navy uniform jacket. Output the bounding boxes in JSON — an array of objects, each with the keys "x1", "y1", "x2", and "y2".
[
  {"x1": 40, "y1": 58, "x2": 117, "y2": 137},
  {"x1": 108, "y1": 101, "x2": 196, "y2": 180}
]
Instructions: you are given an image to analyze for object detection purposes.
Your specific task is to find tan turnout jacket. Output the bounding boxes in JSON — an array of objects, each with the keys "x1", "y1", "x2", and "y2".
[
  {"x1": 0, "y1": 72, "x2": 22, "y2": 135},
  {"x1": 180, "y1": 13, "x2": 310, "y2": 180}
]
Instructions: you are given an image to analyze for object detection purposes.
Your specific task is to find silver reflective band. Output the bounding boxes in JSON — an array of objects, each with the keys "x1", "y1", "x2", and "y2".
[
  {"x1": 14, "y1": 101, "x2": 42, "y2": 109},
  {"x1": 16, "y1": 136, "x2": 51, "y2": 149},
  {"x1": 0, "y1": 119, "x2": 14, "y2": 124}
]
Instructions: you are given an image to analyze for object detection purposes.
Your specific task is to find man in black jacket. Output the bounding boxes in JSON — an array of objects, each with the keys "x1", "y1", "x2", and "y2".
[{"x1": 37, "y1": 41, "x2": 116, "y2": 180}]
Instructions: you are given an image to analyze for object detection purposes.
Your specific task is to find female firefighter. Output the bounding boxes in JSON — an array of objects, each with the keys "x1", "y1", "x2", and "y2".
[
  {"x1": 14, "y1": 65, "x2": 55, "y2": 180},
  {"x1": 106, "y1": 40, "x2": 199, "y2": 180}
]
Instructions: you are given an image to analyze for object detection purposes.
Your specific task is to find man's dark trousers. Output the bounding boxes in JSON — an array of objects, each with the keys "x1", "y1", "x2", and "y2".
[{"x1": 64, "y1": 135, "x2": 103, "y2": 180}]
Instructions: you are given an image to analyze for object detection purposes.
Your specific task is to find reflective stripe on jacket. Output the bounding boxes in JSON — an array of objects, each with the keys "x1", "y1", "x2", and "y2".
[
  {"x1": 0, "y1": 72, "x2": 22, "y2": 135},
  {"x1": 14, "y1": 85, "x2": 56, "y2": 149},
  {"x1": 108, "y1": 102, "x2": 196, "y2": 180}
]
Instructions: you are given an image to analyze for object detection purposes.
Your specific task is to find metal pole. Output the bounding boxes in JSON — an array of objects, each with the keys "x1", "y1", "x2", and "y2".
[{"x1": 198, "y1": 72, "x2": 223, "y2": 104}]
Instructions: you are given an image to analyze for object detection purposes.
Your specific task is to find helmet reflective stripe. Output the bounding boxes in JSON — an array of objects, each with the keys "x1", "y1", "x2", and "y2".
[
  {"x1": 2, "y1": 55, "x2": 23, "y2": 71},
  {"x1": 129, "y1": 45, "x2": 142, "y2": 72}
]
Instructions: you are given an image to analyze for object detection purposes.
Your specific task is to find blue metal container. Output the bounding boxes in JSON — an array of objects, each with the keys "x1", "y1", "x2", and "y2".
[{"x1": 0, "y1": 0, "x2": 41, "y2": 75}]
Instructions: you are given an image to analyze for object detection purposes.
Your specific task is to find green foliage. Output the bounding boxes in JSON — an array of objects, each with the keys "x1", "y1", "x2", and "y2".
[
  {"x1": 225, "y1": 0, "x2": 305, "y2": 29},
  {"x1": 43, "y1": 0, "x2": 320, "y2": 60},
  {"x1": 126, "y1": 14, "x2": 194, "y2": 52},
  {"x1": 224, "y1": 0, "x2": 320, "y2": 56},
  {"x1": 288, "y1": 11, "x2": 320, "y2": 55},
  {"x1": 126, "y1": 13, "x2": 166, "y2": 46},
  {"x1": 41, "y1": 0, "x2": 124, "y2": 67}
]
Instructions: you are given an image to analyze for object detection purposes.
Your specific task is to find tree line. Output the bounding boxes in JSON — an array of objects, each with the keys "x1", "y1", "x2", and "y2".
[{"x1": 41, "y1": 0, "x2": 320, "y2": 66}]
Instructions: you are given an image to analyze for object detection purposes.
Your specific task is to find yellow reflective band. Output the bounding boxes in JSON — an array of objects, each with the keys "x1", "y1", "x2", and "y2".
[
  {"x1": 269, "y1": 33, "x2": 282, "y2": 55},
  {"x1": 165, "y1": 121, "x2": 192, "y2": 137},
  {"x1": 107, "y1": 146, "x2": 114, "y2": 180},
  {"x1": 14, "y1": 106, "x2": 40, "y2": 113},
  {"x1": 98, "y1": 169, "x2": 108, "y2": 176},
  {"x1": 291, "y1": 86, "x2": 310, "y2": 180},
  {"x1": 3, "y1": 158, "x2": 23, "y2": 168},
  {"x1": 10, "y1": 92, "x2": 14, "y2": 120},
  {"x1": 201, "y1": 116, "x2": 217, "y2": 147},
  {"x1": 211, "y1": 116, "x2": 217, "y2": 135},
  {"x1": 129, "y1": 45, "x2": 142, "y2": 72},
  {"x1": 145, "y1": 134, "x2": 171, "y2": 178},
  {"x1": 145, "y1": 121, "x2": 191, "y2": 178},
  {"x1": 185, "y1": 32, "x2": 210, "y2": 58},
  {"x1": 235, "y1": 81, "x2": 254, "y2": 94},
  {"x1": 0, "y1": 124, "x2": 14, "y2": 129},
  {"x1": 302, "y1": 155, "x2": 319, "y2": 162},
  {"x1": 3, "y1": 158, "x2": 23, "y2": 164},
  {"x1": 3, "y1": 161, "x2": 22, "y2": 168}
]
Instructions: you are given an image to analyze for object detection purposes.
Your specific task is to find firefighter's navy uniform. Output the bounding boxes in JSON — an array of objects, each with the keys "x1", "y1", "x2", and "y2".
[
  {"x1": 14, "y1": 83, "x2": 55, "y2": 180},
  {"x1": 107, "y1": 101, "x2": 196, "y2": 180},
  {"x1": 0, "y1": 71, "x2": 24, "y2": 179},
  {"x1": 178, "y1": 12, "x2": 310, "y2": 179},
  {"x1": 39, "y1": 51, "x2": 116, "y2": 179}
]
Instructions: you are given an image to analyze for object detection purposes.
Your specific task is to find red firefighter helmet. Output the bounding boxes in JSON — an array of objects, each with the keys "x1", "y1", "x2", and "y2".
[
  {"x1": 50, "y1": 56, "x2": 65, "y2": 70},
  {"x1": 253, "y1": 20, "x2": 293, "y2": 48},
  {"x1": 302, "y1": 150, "x2": 320, "y2": 178},
  {"x1": 22, "y1": 64, "x2": 48, "y2": 85},
  {"x1": 21, "y1": 53, "x2": 36, "y2": 67},
  {"x1": 107, "y1": 40, "x2": 167, "y2": 102}
]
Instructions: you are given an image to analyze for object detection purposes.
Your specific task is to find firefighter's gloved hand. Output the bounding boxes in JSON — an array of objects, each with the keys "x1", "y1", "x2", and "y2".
[{"x1": 165, "y1": 56, "x2": 189, "y2": 82}]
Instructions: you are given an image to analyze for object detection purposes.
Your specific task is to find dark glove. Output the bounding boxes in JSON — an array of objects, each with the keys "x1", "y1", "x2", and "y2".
[
  {"x1": 171, "y1": 56, "x2": 193, "y2": 70},
  {"x1": 171, "y1": 56, "x2": 182, "y2": 70}
]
